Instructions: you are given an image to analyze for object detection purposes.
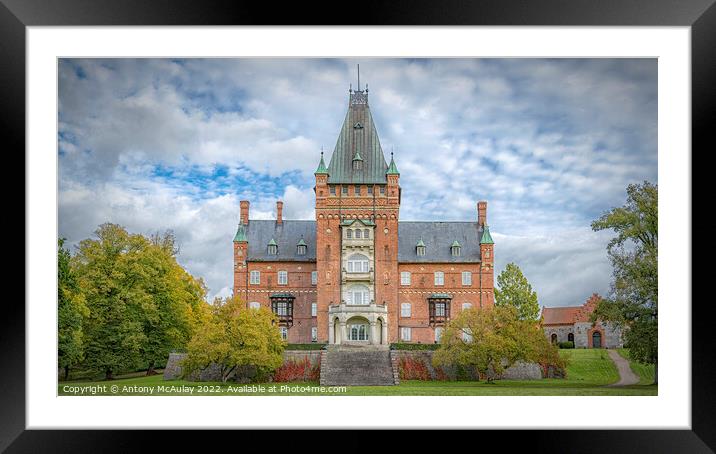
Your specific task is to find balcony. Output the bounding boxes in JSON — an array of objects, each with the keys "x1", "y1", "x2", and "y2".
[
  {"x1": 428, "y1": 294, "x2": 452, "y2": 326},
  {"x1": 270, "y1": 293, "x2": 294, "y2": 327},
  {"x1": 341, "y1": 267, "x2": 374, "y2": 283}
]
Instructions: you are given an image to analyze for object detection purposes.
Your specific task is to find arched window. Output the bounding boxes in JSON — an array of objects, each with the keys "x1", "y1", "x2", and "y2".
[
  {"x1": 347, "y1": 253, "x2": 370, "y2": 273},
  {"x1": 551, "y1": 333, "x2": 558, "y2": 344},
  {"x1": 346, "y1": 229, "x2": 352, "y2": 239},
  {"x1": 364, "y1": 229, "x2": 370, "y2": 238},
  {"x1": 355, "y1": 229, "x2": 362, "y2": 239},
  {"x1": 568, "y1": 333, "x2": 574, "y2": 343},
  {"x1": 348, "y1": 284, "x2": 370, "y2": 305},
  {"x1": 249, "y1": 302, "x2": 261, "y2": 310}
]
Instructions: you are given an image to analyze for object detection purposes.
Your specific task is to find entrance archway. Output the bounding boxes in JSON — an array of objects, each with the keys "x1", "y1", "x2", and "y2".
[
  {"x1": 592, "y1": 331, "x2": 602, "y2": 348},
  {"x1": 346, "y1": 316, "x2": 370, "y2": 342},
  {"x1": 568, "y1": 333, "x2": 574, "y2": 343},
  {"x1": 551, "y1": 333, "x2": 558, "y2": 344}
]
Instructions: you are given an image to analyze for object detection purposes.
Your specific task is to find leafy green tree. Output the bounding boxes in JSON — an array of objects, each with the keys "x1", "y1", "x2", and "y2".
[
  {"x1": 73, "y1": 223, "x2": 206, "y2": 379},
  {"x1": 591, "y1": 181, "x2": 658, "y2": 384},
  {"x1": 433, "y1": 305, "x2": 545, "y2": 382},
  {"x1": 494, "y1": 263, "x2": 540, "y2": 321},
  {"x1": 58, "y1": 238, "x2": 89, "y2": 380},
  {"x1": 182, "y1": 296, "x2": 285, "y2": 382}
]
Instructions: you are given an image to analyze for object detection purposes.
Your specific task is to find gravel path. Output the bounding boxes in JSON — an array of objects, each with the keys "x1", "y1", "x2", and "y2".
[{"x1": 606, "y1": 349, "x2": 640, "y2": 386}]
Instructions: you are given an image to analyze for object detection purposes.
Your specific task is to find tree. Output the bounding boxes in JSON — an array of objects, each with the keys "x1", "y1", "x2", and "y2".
[
  {"x1": 182, "y1": 296, "x2": 285, "y2": 383},
  {"x1": 494, "y1": 263, "x2": 540, "y2": 321},
  {"x1": 58, "y1": 238, "x2": 89, "y2": 380},
  {"x1": 433, "y1": 305, "x2": 549, "y2": 382},
  {"x1": 591, "y1": 181, "x2": 658, "y2": 384},
  {"x1": 73, "y1": 223, "x2": 205, "y2": 379}
]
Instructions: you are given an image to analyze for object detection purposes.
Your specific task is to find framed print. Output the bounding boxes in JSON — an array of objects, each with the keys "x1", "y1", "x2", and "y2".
[{"x1": 6, "y1": 0, "x2": 714, "y2": 450}]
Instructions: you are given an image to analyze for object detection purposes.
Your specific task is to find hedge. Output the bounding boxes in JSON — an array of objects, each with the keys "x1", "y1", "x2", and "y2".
[
  {"x1": 285, "y1": 343, "x2": 327, "y2": 351},
  {"x1": 390, "y1": 343, "x2": 441, "y2": 351},
  {"x1": 557, "y1": 341, "x2": 575, "y2": 349}
]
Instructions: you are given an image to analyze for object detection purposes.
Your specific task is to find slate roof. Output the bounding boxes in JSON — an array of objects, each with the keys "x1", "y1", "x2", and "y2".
[
  {"x1": 397, "y1": 222, "x2": 484, "y2": 263},
  {"x1": 245, "y1": 220, "x2": 317, "y2": 262},
  {"x1": 326, "y1": 90, "x2": 389, "y2": 184},
  {"x1": 243, "y1": 220, "x2": 487, "y2": 263}
]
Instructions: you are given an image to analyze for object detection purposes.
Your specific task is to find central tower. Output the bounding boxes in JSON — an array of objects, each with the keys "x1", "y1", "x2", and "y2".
[{"x1": 314, "y1": 78, "x2": 401, "y2": 345}]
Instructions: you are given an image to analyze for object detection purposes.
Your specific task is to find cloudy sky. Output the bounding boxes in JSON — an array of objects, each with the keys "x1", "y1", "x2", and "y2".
[{"x1": 58, "y1": 58, "x2": 657, "y2": 307}]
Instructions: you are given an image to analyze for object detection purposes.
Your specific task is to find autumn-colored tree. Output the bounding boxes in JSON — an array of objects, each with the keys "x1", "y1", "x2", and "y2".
[
  {"x1": 73, "y1": 223, "x2": 205, "y2": 379},
  {"x1": 495, "y1": 263, "x2": 540, "y2": 321},
  {"x1": 58, "y1": 238, "x2": 89, "y2": 380},
  {"x1": 591, "y1": 181, "x2": 658, "y2": 384},
  {"x1": 182, "y1": 296, "x2": 285, "y2": 383}
]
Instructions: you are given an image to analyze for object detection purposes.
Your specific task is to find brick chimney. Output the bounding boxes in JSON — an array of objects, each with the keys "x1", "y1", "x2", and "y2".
[
  {"x1": 240, "y1": 200, "x2": 250, "y2": 225},
  {"x1": 276, "y1": 201, "x2": 283, "y2": 225},
  {"x1": 477, "y1": 201, "x2": 487, "y2": 227}
]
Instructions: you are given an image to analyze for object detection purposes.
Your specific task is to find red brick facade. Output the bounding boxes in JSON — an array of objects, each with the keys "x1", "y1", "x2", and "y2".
[{"x1": 232, "y1": 86, "x2": 495, "y2": 344}]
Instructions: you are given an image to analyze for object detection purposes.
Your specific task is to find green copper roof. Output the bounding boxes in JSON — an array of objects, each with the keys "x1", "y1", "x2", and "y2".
[
  {"x1": 297, "y1": 237, "x2": 307, "y2": 246},
  {"x1": 429, "y1": 293, "x2": 452, "y2": 299},
  {"x1": 416, "y1": 238, "x2": 425, "y2": 247},
  {"x1": 326, "y1": 89, "x2": 389, "y2": 184},
  {"x1": 268, "y1": 238, "x2": 277, "y2": 246},
  {"x1": 386, "y1": 153, "x2": 400, "y2": 175},
  {"x1": 451, "y1": 240, "x2": 461, "y2": 247},
  {"x1": 314, "y1": 152, "x2": 328, "y2": 175},
  {"x1": 233, "y1": 224, "x2": 247, "y2": 242},
  {"x1": 340, "y1": 218, "x2": 376, "y2": 226},
  {"x1": 270, "y1": 293, "x2": 295, "y2": 299},
  {"x1": 480, "y1": 225, "x2": 494, "y2": 245},
  {"x1": 353, "y1": 149, "x2": 363, "y2": 161}
]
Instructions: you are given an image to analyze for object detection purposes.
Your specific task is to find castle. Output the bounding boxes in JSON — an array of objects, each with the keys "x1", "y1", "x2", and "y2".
[{"x1": 232, "y1": 81, "x2": 495, "y2": 345}]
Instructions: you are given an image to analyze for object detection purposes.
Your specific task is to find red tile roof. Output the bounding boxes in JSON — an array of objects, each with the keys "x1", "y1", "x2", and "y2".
[{"x1": 541, "y1": 294, "x2": 603, "y2": 325}]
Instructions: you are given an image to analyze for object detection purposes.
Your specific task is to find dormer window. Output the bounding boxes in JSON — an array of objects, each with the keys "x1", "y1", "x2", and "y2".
[
  {"x1": 353, "y1": 160, "x2": 363, "y2": 170},
  {"x1": 416, "y1": 238, "x2": 426, "y2": 256},
  {"x1": 451, "y1": 240, "x2": 461, "y2": 257},
  {"x1": 296, "y1": 238, "x2": 307, "y2": 256},
  {"x1": 267, "y1": 239, "x2": 278, "y2": 255}
]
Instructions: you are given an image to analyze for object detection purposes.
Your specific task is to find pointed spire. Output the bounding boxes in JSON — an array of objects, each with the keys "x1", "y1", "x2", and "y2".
[
  {"x1": 480, "y1": 225, "x2": 494, "y2": 245},
  {"x1": 315, "y1": 150, "x2": 328, "y2": 175},
  {"x1": 233, "y1": 224, "x2": 247, "y2": 242},
  {"x1": 386, "y1": 151, "x2": 400, "y2": 175}
]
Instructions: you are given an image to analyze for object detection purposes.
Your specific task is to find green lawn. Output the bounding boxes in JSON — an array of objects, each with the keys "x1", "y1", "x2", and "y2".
[
  {"x1": 57, "y1": 348, "x2": 657, "y2": 396},
  {"x1": 617, "y1": 348, "x2": 656, "y2": 385}
]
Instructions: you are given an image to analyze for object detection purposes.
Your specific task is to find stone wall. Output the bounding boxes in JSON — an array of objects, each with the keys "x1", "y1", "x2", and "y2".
[
  {"x1": 164, "y1": 350, "x2": 322, "y2": 382},
  {"x1": 391, "y1": 350, "x2": 542, "y2": 380}
]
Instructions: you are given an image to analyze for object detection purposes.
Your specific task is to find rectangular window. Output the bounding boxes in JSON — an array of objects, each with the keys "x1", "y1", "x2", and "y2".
[
  {"x1": 354, "y1": 185, "x2": 361, "y2": 195},
  {"x1": 435, "y1": 302, "x2": 446, "y2": 317},
  {"x1": 367, "y1": 186, "x2": 373, "y2": 195},
  {"x1": 400, "y1": 271, "x2": 411, "y2": 286},
  {"x1": 462, "y1": 302, "x2": 472, "y2": 311},
  {"x1": 380, "y1": 186, "x2": 385, "y2": 194},
  {"x1": 401, "y1": 303, "x2": 411, "y2": 317},
  {"x1": 311, "y1": 327, "x2": 318, "y2": 342},
  {"x1": 462, "y1": 329, "x2": 472, "y2": 342},
  {"x1": 434, "y1": 271, "x2": 444, "y2": 286},
  {"x1": 280, "y1": 327, "x2": 288, "y2": 340},
  {"x1": 462, "y1": 271, "x2": 472, "y2": 286},
  {"x1": 250, "y1": 270, "x2": 260, "y2": 285},
  {"x1": 311, "y1": 303, "x2": 317, "y2": 317},
  {"x1": 330, "y1": 186, "x2": 336, "y2": 195},
  {"x1": 278, "y1": 270, "x2": 288, "y2": 285},
  {"x1": 342, "y1": 186, "x2": 348, "y2": 195},
  {"x1": 311, "y1": 270, "x2": 318, "y2": 285},
  {"x1": 401, "y1": 327, "x2": 412, "y2": 342},
  {"x1": 435, "y1": 327, "x2": 443, "y2": 343}
]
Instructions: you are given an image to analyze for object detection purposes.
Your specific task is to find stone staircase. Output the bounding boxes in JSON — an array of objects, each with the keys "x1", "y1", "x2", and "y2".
[{"x1": 319, "y1": 345, "x2": 397, "y2": 386}]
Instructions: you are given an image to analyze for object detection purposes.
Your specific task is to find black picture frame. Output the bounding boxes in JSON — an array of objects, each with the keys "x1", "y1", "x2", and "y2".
[{"x1": 5, "y1": 0, "x2": 712, "y2": 450}]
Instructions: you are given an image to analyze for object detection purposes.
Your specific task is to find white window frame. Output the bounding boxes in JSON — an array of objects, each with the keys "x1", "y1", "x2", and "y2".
[
  {"x1": 434, "y1": 271, "x2": 444, "y2": 286},
  {"x1": 280, "y1": 326, "x2": 288, "y2": 340},
  {"x1": 462, "y1": 302, "x2": 472, "y2": 311},
  {"x1": 311, "y1": 270, "x2": 318, "y2": 285},
  {"x1": 462, "y1": 329, "x2": 473, "y2": 342},
  {"x1": 249, "y1": 301, "x2": 261, "y2": 310},
  {"x1": 347, "y1": 253, "x2": 370, "y2": 273},
  {"x1": 349, "y1": 324, "x2": 369, "y2": 341},
  {"x1": 346, "y1": 229, "x2": 352, "y2": 239},
  {"x1": 400, "y1": 271, "x2": 411, "y2": 286},
  {"x1": 417, "y1": 246, "x2": 426, "y2": 256},
  {"x1": 277, "y1": 270, "x2": 288, "y2": 285},
  {"x1": 311, "y1": 303, "x2": 317, "y2": 317},
  {"x1": 250, "y1": 270, "x2": 260, "y2": 285},
  {"x1": 462, "y1": 271, "x2": 472, "y2": 286},
  {"x1": 401, "y1": 302, "x2": 411, "y2": 317},
  {"x1": 355, "y1": 229, "x2": 362, "y2": 239},
  {"x1": 401, "y1": 327, "x2": 412, "y2": 342},
  {"x1": 311, "y1": 327, "x2": 318, "y2": 342},
  {"x1": 435, "y1": 327, "x2": 443, "y2": 343},
  {"x1": 348, "y1": 284, "x2": 370, "y2": 305}
]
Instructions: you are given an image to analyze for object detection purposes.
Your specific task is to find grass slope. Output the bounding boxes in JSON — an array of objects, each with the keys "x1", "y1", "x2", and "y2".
[
  {"x1": 57, "y1": 348, "x2": 656, "y2": 396},
  {"x1": 617, "y1": 348, "x2": 656, "y2": 385}
]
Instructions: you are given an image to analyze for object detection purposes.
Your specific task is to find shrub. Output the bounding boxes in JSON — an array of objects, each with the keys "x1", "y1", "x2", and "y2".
[
  {"x1": 397, "y1": 356, "x2": 431, "y2": 380},
  {"x1": 557, "y1": 341, "x2": 574, "y2": 349},
  {"x1": 272, "y1": 357, "x2": 320, "y2": 382},
  {"x1": 390, "y1": 343, "x2": 441, "y2": 351}
]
